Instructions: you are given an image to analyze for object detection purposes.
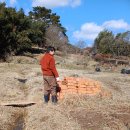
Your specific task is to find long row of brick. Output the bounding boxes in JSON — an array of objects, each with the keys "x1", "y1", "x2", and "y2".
[{"x1": 57, "y1": 77, "x2": 102, "y2": 99}]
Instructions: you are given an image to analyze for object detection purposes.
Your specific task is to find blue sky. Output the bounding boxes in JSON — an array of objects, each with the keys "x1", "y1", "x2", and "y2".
[{"x1": 1, "y1": 0, "x2": 130, "y2": 46}]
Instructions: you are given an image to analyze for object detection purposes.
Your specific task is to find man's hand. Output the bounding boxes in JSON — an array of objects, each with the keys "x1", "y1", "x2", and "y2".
[{"x1": 56, "y1": 77, "x2": 60, "y2": 82}]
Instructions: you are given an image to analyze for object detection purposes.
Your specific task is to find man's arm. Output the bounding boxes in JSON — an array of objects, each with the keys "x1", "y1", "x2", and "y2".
[{"x1": 49, "y1": 57, "x2": 59, "y2": 78}]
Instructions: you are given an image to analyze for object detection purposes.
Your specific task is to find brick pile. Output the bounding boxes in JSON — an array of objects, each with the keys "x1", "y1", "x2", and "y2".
[{"x1": 57, "y1": 77, "x2": 102, "y2": 99}]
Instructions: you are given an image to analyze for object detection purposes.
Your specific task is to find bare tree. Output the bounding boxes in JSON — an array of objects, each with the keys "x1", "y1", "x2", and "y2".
[
  {"x1": 75, "y1": 40, "x2": 86, "y2": 49},
  {"x1": 45, "y1": 25, "x2": 68, "y2": 51}
]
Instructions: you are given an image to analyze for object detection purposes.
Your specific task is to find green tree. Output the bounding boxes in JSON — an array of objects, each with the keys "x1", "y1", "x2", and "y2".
[
  {"x1": 112, "y1": 32, "x2": 130, "y2": 56},
  {"x1": 93, "y1": 30, "x2": 114, "y2": 54},
  {"x1": 0, "y1": 3, "x2": 68, "y2": 60},
  {"x1": 29, "y1": 6, "x2": 67, "y2": 47},
  {"x1": 122, "y1": 31, "x2": 130, "y2": 43},
  {"x1": 0, "y1": 3, "x2": 32, "y2": 59},
  {"x1": 93, "y1": 30, "x2": 130, "y2": 56}
]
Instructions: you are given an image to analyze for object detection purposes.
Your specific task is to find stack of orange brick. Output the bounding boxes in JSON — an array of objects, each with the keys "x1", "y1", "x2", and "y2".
[{"x1": 57, "y1": 77, "x2": 102, "y2": 99}]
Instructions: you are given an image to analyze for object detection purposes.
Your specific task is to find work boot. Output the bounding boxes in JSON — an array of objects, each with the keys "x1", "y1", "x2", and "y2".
[
  {"x1": 51, "y1": 96, "x2": 58, "y2": 104},
  {"x1": 44, "y1": 94, "x2": 49, "y2": 104}
]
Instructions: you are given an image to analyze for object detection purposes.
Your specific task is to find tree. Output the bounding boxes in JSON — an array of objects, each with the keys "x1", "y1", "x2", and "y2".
[
  {"x1": 0, "y1": 3, "x2": 69, "y2": 60},
  {"x1": 0, "y1": 3, "x2": 32, "y2": 59},
  {"x1": 45, "y1": 25, "x2": 68, "y2": 50},
  {"x1": 75, "y1": 40, "x2": 86, "y2": 49},
  {"x1": 122, "y1": 31, "x2": 130, "y2": 43},
  {"x1": 93, "y1": 30, "x2": 114, "y2": 54},
  {"x1": 93, "y1": 30, "x2": 130, "y2": 56},
  {"x1": 29, "y1": 6, "x2": 67, "y2": 47},
  {"x1": 112, "y1": 32, "x2": 130, "y2": 56}
]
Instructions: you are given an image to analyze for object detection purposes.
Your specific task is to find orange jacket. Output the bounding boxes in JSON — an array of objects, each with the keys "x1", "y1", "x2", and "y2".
[{"x1": 40, "y1": 53, "x2": 59, "y2": 78}]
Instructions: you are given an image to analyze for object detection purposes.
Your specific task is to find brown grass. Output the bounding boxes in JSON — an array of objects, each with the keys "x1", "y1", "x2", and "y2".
[
  {"x1": 0, "y1": 106, "x2": 25, "y2": 130},
  {"x1": 0, "y1": 54, "x2": 130, "y2": 130}
]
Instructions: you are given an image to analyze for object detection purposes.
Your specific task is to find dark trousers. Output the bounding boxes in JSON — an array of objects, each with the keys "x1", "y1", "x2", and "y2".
[
  {"x1": 43, "y1": 75, "x2": 57, "y2": 96},
  {"x1": 43, "y1": 76, "x2": 58, "y2": 103}
]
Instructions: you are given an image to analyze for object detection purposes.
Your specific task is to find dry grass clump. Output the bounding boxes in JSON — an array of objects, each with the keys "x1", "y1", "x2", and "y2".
[
  {"x1": 25, "y1": 103, "x2": 81, "y2": 130},
  {"x1": 23, "y1": 69, "x2": 43, "y2": 102},
  {"x1": 60, "y1": 94, "x2": 98, "y2": 109},
  {"x1": 60, "y1": 93, "x2": 112, "y2": 110},
  {"x1": 0, "y1": 71, "x2": 25, "y2": 102},
  {"x1": 25, "y1": 93, "x2": 129, "y2": 130},
  {"x1": 0, "y1": 61, "x2": 130, "y2": 130},
  {"x1": 11, "y1": 56, "x2": 38, "y2": 64},
  {"x1": 0, "y1": 106, "x2": 24, "y2": 130},
  {"x1": 0, "y1": 62, "x2": 43, "y2": 103},
  {"x1": 59, "y1": 94, "x2": 130, "y2": 130},
  {"x1": 55, "y1": 53, "x2": 96, "y2": 70}
]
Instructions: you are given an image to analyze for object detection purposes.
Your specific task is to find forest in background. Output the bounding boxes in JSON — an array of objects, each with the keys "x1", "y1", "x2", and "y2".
[
  {"x1": 0, "y1": 2, "x2": 77, "y2": 60},
  {"x1": 0, "y1": 2, "x2": 130, "y2": 61}
]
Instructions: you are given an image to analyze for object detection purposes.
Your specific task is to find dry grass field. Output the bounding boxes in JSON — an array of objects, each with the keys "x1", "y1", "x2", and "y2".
[{"x1": 0, "y1": 54, "x2": 130, "y2": 130}]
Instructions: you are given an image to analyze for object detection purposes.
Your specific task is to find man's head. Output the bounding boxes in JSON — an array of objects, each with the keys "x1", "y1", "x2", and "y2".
[{"x1": 46, "y1": 46, "x2": 55, "y2": 55}]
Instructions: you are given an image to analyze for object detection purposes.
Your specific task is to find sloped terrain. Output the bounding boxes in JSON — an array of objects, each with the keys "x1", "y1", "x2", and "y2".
[{"x1": 0, "y1": 59, "x2": 130, "y2": 130}]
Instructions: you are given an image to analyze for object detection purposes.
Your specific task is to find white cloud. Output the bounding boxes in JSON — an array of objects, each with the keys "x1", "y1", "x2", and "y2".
[
  {"x1": 0, "y1": 0, "x2": 5, "y2": 2},
  {"x1": 10, "y1": 0, "x2": 16, "y2": 6},
  {"x1": 102, "y1": 19, "x2": 130, "y2": 30},
  {"x1": 73, "y1": 23, "x2": 103, "y2": 40},
  {"x1": 73, "y1": 19, "x2": 130, "y2": 41},
  {"x1": 0, "y1": 0, "x2": 16, "y2": 6},
  {"x1": 32, "y1": 0, "x2": 81, "y2": 8},
  {"x1": 70, "y1": 0, "x2": 81, "y2": 7}
]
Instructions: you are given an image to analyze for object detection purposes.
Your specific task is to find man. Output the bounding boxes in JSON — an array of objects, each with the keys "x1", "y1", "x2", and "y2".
[{"x1": 40, "y1": 46, "x2": 60, "y2": 104}]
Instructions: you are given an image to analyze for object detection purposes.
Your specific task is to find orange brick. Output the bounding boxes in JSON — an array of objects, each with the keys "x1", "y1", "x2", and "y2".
[
  {"x1": 78, "y1": 87, "x2": 86, "y2": 91},
  {"x1": 67, "y1": 83, "x2": 75, "y2": 86},
  {"x1": 68, "y1": 80, "x2": 77, "y2": 83},
  {"x1": 78, "y1": 85, "x2": 86, "y2": 88},
  {"x1": 68, "y1": 87, "x2": 77, "y2": 90},
  {"x1": 88, "y1": 82, "x2": 95, "y2": 86},
  {"x1": 61, "y1": 86, "x2": 66, "y2": 89},
  {"x1": 78, "y1": 88, "x2": 86, "y2": 92},
  {"x1": 86, "y1": 87, "x2": 93, "y2": 91},
  {"x1": 88, "y1": 85, "x2": 96, "y2": 88},
  {"x1": 75, "y1": 78, "x2": 81, "y2": 82},
  {"x1": 62, "y1": 81, "x2": 67, "y2": 85},
  {"x1": 96, "y1": 85, "x2": 101, "y2": 89},
  {"x1": 68, "y1": 87, "x2": 78, "y2": 90},
  {"x1": 84, "y1": 81, "x2": 89, "y2": 86},
  {"x1": 92, "y1": 88, "x2": 100, "y2": 91},
  {"x1": 86, "y1": 91, "x2": 93, "y2": 94},
  {"x1": 68, "y1": 85, "x2": 77, "y2": 88},
  {"x1": 57, "y1": 76, "x2": 103, "y2": 100},
  {"x1": 79, "y1": 90, "x2": 87, "y2": 94}
]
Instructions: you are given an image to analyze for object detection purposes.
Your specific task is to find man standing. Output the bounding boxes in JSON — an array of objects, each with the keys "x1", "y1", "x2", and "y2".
[{"x1": 40, "y1": 46, "x2": 60, "y2": 104}]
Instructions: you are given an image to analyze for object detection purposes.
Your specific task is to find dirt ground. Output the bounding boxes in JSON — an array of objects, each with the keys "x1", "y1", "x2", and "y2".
[{"x1": 0, "y1": 61, "x2": 130, "y2": 130}]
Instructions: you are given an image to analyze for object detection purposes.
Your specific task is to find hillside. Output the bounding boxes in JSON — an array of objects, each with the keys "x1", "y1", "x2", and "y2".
[{"x1": 0, "y1": 54, "x2": 130, "y2": 130}]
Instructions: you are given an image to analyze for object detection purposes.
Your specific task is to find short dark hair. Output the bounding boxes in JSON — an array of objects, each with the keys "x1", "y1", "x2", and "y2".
[{"x1": 46, "y1": 46, "x2": 55, "y2": 53}]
